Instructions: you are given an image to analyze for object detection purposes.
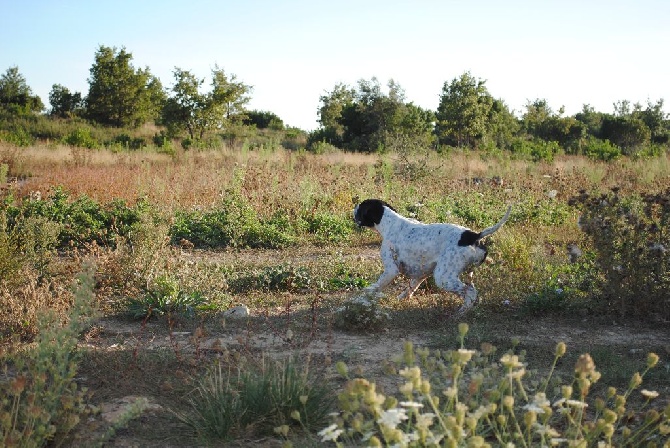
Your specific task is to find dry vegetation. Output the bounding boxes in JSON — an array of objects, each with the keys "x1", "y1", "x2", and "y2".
[{"x1": 1, "y1": 142, "x2": 669, "y2": 447}]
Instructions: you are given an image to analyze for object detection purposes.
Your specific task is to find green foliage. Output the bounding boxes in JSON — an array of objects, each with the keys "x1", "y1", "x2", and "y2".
[
  {"x1": 62, "y1": 128, "x2": 99, "y2": 149},
  {"x1": 0, "y1": 66, "x2": 44, "y2": 115},
  {"x1": 316, "y1": 78, "x2": 434, "y2": 153},
  {"x1": 176, "y1": 357, "x2": 335, "y2": 443},
  {"x1": 85, "y1": 46, "x2": 165, "y2": 127},
  {"x1": 510, "y1": 138, "x2": 562, "y2": 162},
  {"x1": 1, "y1": 265, "x2": 98, "y2": 447},
  {"x1": 301, "y1": 211, "x2": 353, "y2": 244},
  {"x1": 48, "y1": 84, "x2": 83, "y2": 118},
  {"x1": 570, "y1": 188, "x2": 670, "y2": 319},
  {"x1": 0, "y1": 127, "x2": 35, "y2": 147},
  {"x1": 125, "y1": 274, "x2": 208, "y2": 319},
  {"x1": 582, "y1": 137, "x2": 622, "y2": 161},
  {"x1": 600, "y1": 114, "x2": 651, "y2": 155},
  {"x1": 228, "y1": 264, "x2": 312, "y2": 293},
  {"x1": 243, "y1": 110, "x2": 284, "y2": 130},
  {"x1": 3, "y1": 187, "x2": 148, "y2": 249},
  {"x1": 436, "y1": 71, "x2": 494, "y2": 148},
  {"x1": 162, "y1": 66, "x2": 251, "y2": 140},
  {"x1": 323, "y1": 334, "x2": 668, "y2": 447}
]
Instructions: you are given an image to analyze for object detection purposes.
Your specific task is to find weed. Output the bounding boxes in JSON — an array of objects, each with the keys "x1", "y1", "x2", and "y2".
[
  {"x1": 175, "y1": 356, "x2": 334, "y2": 443},
  {"x1": 0, "y1": 264, "x2": 98, "y2": 447},
  {"x1": 321, "y1": 326, "x2": 669, "y2": 446},
  {"x1": 126, "y1": 274, "x2": 208, "y2": 319}
]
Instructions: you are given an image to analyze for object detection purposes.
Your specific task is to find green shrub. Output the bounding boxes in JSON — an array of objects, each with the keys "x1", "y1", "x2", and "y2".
[
  {"x1": 228, "y1": 264, "x2": 311, "y2": 293},
  {"x1": 321, "y1": 326, "x2": 668, "y2": 447},
  {"x1": 301, "y1": 212, "x2": 353, "y2": 244},
  {"x1": 1, "y1": 265, "x2": 98, "y2": 447},
  {"x1": 62, "y1": 128, "x2": 98, "y2": 148},
  {"x1": 125, "y1": 274, "x2": 208, "y2": 319},
  {"x1": 583, "y1": 137, "x2": 622, "y2": 161},
  {"x1": 170, "y1": 192, "x2": 295, "y2": 249},
  {"x1": 3, "y1": 188, "x2": 148, "y2": 249}
]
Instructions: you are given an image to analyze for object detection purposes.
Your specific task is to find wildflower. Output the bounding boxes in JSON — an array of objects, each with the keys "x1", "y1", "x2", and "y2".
[
  {"x1": 443, "y1": 387, "x2": 457, "y2": 399},
  {"x1": 399, "y1": 366, "x2": 421, "y2": 382},
  {"x1": 318, "y1": 424, "x2": 343, "y2": 442},
  {"x1": 500, "y1": 354, "x2": 524, "y2": 369},
  {"x1": 641, "y1": 389, "x2": 659, "y2": 399},
  {"x1": 290, "y1": 410, "x2": 301, "y2": 421},
  {"x1": 415, "y1": 412, "x2": 436, "y2": 428},
  {"x1": 400, "y1": 401, "x2": 424, "y2": 409},
  {"x1": 503, "y1": 395, "x2": 514, "y2": 409},
  {"x1": 458, "y1": 322, "x2": 469, "y2": 337},
  {"x1": 646, "y1": 352, "x2": 659, "y2": 368},
  {"x1": 274, "y1": 424, "x2": 290, "y2": 437},
  {"x1": 574, "y1": 353, "x2": 595, "y2": 375},
  {"x1": 565, "y1": 400, "x2": 588, "y2": 409},
  {"x1": 629, "y1": 372, "x2": 642, "y2": 389},
  {"x1": 455, "y1": 348, "x2": 476, "y2": 363},
  {"x1": 377, "y1": 408, "x2": 408, "y2": 428},
  {"x1": 555, "y1": 342, "x2": 567, "y2": 357},
  {"x1": 524, "y1": 392, "x2": 550, "y2": 414},
  {"x1": 335, "y1": 361, "x2": 348, "y2": 378}
]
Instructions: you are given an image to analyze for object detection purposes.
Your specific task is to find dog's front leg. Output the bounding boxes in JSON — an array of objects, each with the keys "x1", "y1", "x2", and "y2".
[{"x1": 365, "y1": 242, "x2": 400, "y2": 294}]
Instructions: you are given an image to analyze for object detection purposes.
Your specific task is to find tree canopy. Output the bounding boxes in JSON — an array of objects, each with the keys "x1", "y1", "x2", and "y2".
[
  {"x1": 161, "y1": 67, "x2": 252, "y2": 140},
  {"x1": 0, "y1": 66, "x2": 44, "y2": 115},
  {"x1": 85, "y1": 46, "x2": 165, "y2": 127}
]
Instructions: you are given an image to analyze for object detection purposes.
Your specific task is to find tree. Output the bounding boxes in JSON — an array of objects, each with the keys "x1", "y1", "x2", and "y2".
[
  {"x1": 436, "y1": 72, "x2": 493, "y2": 148},
  {"x1": 314, "y1": 78, "x2": 433, "y2": 152},
  {"x1": 48, "y1": 84, "x2": 83, "y2": 118},
  {"x1": 244, "y1": 110, "x2": 284, "y2": 130},
  {"x1": 315, "y1": 83, "x2": 356, "y2": 146},
  {"x1": 0, "y1": 66, "x2": 44, "y2": 114},
  {"x1": 85, "y1": 46, "x2": 165, "y2": 127},
  {"x1": 162, "y1": 67, "x2": 252, "y2": 140}
]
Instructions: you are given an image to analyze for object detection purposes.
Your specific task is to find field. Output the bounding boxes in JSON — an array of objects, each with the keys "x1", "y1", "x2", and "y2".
[{"x1": 1, "y1": 143, "x2": 669, "y2": 447}]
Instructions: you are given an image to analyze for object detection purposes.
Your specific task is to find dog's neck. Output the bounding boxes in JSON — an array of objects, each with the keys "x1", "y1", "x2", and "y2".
[{"x1": 374, "y1": 206, "x2": 411, "y2": 237}]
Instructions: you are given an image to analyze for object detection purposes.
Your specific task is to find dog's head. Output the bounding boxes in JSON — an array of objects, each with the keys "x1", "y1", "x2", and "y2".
[{"x1": 353, "y1": 199, "x2": 395, "y2": 228}]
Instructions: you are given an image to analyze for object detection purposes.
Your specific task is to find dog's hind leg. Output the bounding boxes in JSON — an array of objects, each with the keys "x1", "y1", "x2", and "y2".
[{"x1": 398, "y1": 277, "x2": 427, "y2": 300}]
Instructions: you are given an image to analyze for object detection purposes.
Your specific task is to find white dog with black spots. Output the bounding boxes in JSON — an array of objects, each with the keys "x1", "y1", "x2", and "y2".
[{"x1": 353, "y1": 199, "x2": 511, "y2": 315}]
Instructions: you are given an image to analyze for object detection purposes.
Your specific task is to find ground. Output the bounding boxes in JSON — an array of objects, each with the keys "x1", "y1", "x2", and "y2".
[{"x1": 74, "y1": 294, "x2": 670, "y2": 447}]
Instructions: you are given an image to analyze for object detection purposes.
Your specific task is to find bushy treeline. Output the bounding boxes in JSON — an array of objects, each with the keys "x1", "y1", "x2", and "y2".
[{"x1": 1, "y1": 45, "x2": 668, "y2": 159}]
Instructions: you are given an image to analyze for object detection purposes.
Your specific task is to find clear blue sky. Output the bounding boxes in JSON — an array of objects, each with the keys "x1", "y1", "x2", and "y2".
[{"x1": 2, "y1": 0, "x2": 668, "y2": 130}]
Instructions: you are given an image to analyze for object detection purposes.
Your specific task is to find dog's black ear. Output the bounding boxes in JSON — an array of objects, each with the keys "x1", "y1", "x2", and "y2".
[
  {"x1": 355, "y1": 199, "x2": 388, "y2": 227},
  {"x1": 458, "y1": 229, "x2": 481, "y2": 247}
]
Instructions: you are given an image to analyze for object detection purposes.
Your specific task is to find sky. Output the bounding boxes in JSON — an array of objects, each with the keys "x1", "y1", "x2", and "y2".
[{"x1": 1, "y1": 0, "x2": 669, "y2": 131}]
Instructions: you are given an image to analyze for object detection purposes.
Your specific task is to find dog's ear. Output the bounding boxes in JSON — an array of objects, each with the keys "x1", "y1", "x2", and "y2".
[{"x1": 355, "y1": 199, "x2": 387, "y2": 227}]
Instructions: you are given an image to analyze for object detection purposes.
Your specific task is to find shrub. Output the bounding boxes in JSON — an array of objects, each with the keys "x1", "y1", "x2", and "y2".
[
  {"x1": 582, "y1": 137, "x2": 621, "y2": 161},
  {"x1": 320, "y1": 327, "x2": 668, "y2": 446},
  {"x1": 3, "y1": 188, "x2": 148, "y2": 250},
  {"x1": 62, "y1": 128, "x2": 98, "y2": 149},
  {"x1": 228, "y1": 264, "x2": 311, "y2": 293},
  {"x1": 1, "y1": 265, "x2": 98, "y2": 447},
  {"x1": 570, "y1": 188, "x2": 670, "y2": 319},
  {"x1": 125, "y1": 274, "x2": 208, "y2": 319}
]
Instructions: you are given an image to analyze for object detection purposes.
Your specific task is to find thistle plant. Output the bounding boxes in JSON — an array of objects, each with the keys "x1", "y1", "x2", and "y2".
[{"x1": 321, "y1": 325, "x2": 669, "y2": 447}]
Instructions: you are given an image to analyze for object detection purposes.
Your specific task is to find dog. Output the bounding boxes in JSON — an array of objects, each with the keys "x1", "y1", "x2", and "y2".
[{"x1": 353, "y1": 199, "x2": 511, "y2": 314}]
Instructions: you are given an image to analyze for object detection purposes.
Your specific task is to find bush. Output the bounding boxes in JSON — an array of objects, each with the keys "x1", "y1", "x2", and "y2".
[
  {"x1": 582, "y1": 137, "x2": 621, "y2": 161},
  {"x1": 62, "y1": 128, "x2": 99, "y2": 149},
  {"x1": 1, "y1": 265, "x2": 98, "y2": 446},
  {"x1": 3, "y1": 188, "x2": 148, "y2": 250},
  {"x1": 570, "y1": 188, "x2": 670, "y2": 319},
  {"x1": 125, "y1": 274, "x2": 208, "y2": 319}
]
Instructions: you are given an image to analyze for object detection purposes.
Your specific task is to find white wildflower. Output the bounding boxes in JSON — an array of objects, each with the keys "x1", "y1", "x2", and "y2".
[
  {"x1": 377, "y1": 408, "x2": 408, "y2": 428},
  {"x1": 318, "y1": 424, "x2": 343, "y2": 442}
]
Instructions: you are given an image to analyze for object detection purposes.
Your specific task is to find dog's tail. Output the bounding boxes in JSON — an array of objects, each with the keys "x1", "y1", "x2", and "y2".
[
  {"x1": 458, "y1": 205, "x2": 512, "y2": 246},
  {"x1": 479, "y1": 205, "x2": 512, "y2": 239}
]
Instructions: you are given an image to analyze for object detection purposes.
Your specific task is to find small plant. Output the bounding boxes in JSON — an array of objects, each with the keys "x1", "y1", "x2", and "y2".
[
  {"x1": 334, "y1": 292, "x2": 390, "y2": 332},
  {"x1": 228, "y1": 264, "x2": 312, "y2": 293},
  {"x1": 320, "y1": 325, "x2": 669, "y2": 447},
  {"x1": 175, "y1": 356, "x2": 334, "y2": 444},
  {"x1": 126, "y1": 274, "x2": 208, "y2": 319},
  {"x1": 0, "y1": 265, "x2": 98, "y2": 447}
]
